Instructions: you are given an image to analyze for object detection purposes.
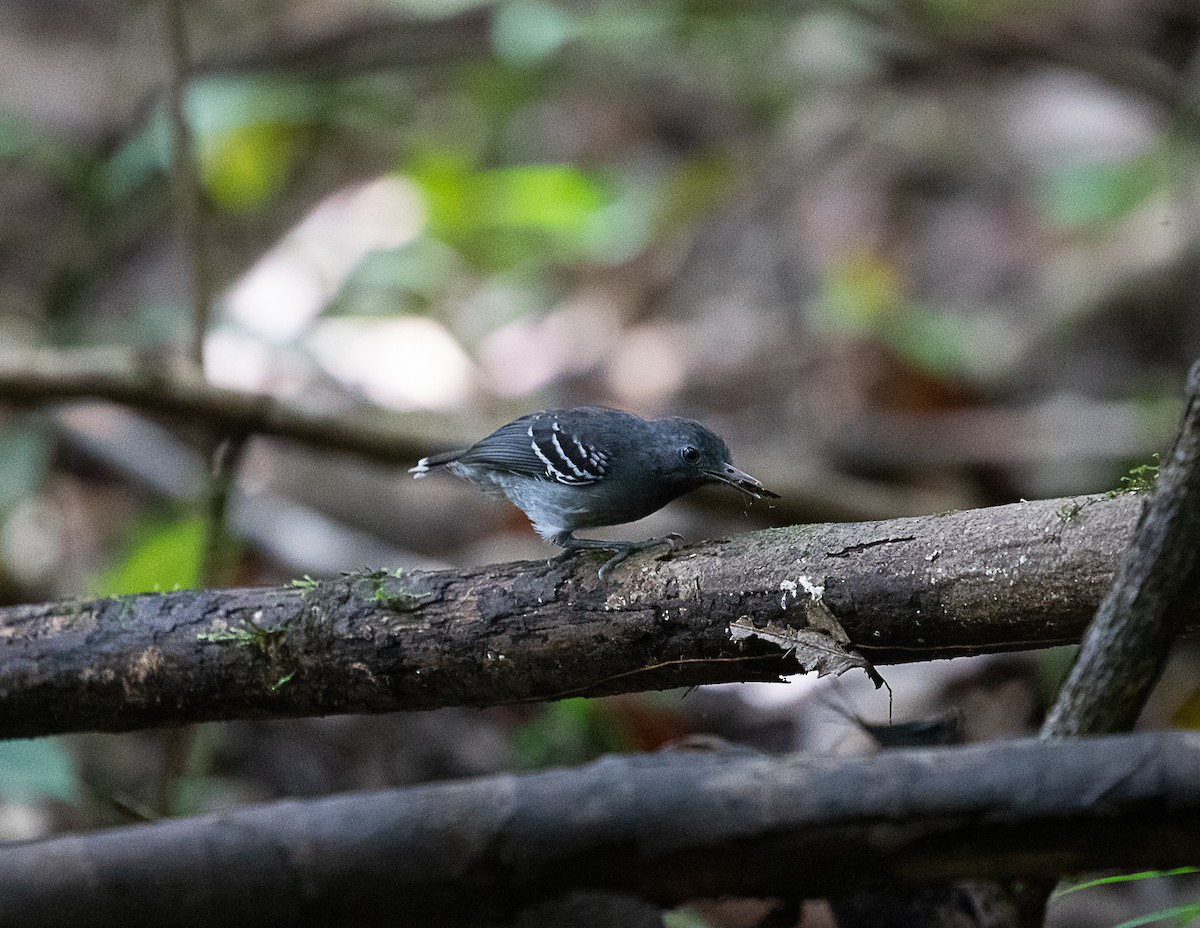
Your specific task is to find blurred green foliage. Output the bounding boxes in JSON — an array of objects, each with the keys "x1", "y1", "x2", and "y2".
[
  {"x1": 97, "y1": 76, "x2": 329, "y2": 209},
  {"x1": 91, "y1": 514, "x2": 205, "y2": 597},
  {"x1": 1053, "y1": 869, "x2": 1200, "y2": 928},
  {"x1": 1040, "y1": 145, "x2": 1173, "y2": 228},
  {"x1": 663, "y1": 907, "x2": 718, "y2": 928},
  {"x1": 0, "y1": 422, "x2": 52, "y2": 525},
  {"x1": 410, "y1": 154, "x2": 612, "y2": 267},
  {"x1": 0, "y1": 112, "x2": 81, "y2": 183},
  {"x1": 328, "y1": 238, "x2": 465, "y2": 317},
  {"x1": 510, "y1": 698, "x2": 633, "y2": 769},
  {"x1": 493, "y1": 1, "x2": 577, "y2": 65},
  {"x1": 813, "y1": 251, "x2": 974, "y2": 375},
  {"x1": 0, "y1": 738, "x2": 78, "y2": 805}
]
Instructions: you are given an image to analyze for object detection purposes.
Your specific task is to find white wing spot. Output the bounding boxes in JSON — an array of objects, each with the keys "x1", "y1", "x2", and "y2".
[
  {"x1": 531, "y1": 438, "x2": 572, "y2": 482},
  {"x1": 550, "y1": 432, "x2": 590, "y2": 478},
  {"x1": 573, "y1": 436, "x2": 607, "y2": 475}
]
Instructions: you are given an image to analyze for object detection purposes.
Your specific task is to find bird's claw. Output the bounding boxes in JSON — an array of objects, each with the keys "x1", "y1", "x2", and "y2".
[{"x1": 597, "y1": 534, "x2": 684, "y2": 580}]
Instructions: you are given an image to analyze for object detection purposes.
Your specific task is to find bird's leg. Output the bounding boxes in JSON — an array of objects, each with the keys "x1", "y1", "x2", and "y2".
[{"x1": 550, "y1": 532, "x2": 684, "y2": 579}]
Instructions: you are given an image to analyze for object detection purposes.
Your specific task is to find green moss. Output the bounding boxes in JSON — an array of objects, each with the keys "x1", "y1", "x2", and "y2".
[
  {"x1": 197, "y1": 617, "x2": 285, "y2": 656},
  {"x1": 1105, "y1": 455, "x2": 1160, "y2": 498},
  {"x1": 288, "y1": 574, "x2": 320, "y2": 597},
  {"x1": 345, "y1": 568, "x2": 431, "y2": 612},
  {"x1": 1057, "y1": 499, "x2": 1084, "y2": 524}
]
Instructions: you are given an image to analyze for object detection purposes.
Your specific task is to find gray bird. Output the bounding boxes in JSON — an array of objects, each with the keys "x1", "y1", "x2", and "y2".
[{"x1": 411, "y1": 406, "x2": 778, "y2": 577}]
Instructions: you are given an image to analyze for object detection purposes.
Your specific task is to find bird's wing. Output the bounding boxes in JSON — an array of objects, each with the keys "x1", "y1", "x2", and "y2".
[{"x1": 457, "y1": 412, "x2": 610, "y2": 485}]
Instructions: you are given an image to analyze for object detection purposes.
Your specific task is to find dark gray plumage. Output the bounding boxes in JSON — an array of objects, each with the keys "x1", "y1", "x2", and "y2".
[{"x1": 411, "y1": 407, "x2": 777, "y2": 576}]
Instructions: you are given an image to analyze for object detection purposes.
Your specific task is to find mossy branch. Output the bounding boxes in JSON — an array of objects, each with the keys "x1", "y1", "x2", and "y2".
[{"x1": 0, "y1": 492, "x2": 1159, "y2": 739}]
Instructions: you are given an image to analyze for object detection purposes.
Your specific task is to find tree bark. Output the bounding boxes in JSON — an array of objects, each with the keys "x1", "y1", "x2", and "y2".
[
  {"x1": 1043, "y1": 361, "x2": 1200, "y2": 736},
  {"x1": 0, "y1": 492, "x2": 1154, "y2": 738},
  {"x1": 3, "y1": 732, "x2": 1199, "y2": 928}
]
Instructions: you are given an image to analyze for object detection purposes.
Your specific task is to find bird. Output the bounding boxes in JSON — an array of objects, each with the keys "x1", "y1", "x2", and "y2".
[{"x1": 410, "y1": 406, "x2": 778, "y2": 577}]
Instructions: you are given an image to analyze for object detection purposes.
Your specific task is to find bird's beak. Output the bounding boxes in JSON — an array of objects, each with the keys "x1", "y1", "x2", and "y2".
[{"x1": 704, "y1": 463, "x2": 780, "y2": 500}]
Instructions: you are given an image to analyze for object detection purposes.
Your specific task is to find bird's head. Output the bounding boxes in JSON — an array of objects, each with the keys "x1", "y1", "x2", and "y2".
[{"x1": 657, "y1": 418, "x2": 779, "y2": 501}]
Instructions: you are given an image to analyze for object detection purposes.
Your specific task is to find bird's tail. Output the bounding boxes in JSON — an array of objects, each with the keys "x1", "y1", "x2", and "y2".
[{"x1": 409, "y1": 449, "x2": 464, "y2": 478}]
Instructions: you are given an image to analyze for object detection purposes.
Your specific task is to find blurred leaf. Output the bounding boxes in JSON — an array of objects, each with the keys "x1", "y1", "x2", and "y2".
[
  {"x1": 817, "y1": 251, "x2": 903, "y2": 326},
  {"x1": 912, "y1": 0, "x2": 1057, "y2": 33},
  {"x1": 1172, "y1": 685, "x2": 1200, "y2": 729},
  {"x1": 95, "y1": 112, "x2": 171, "y2": 203},
  {"x1": 510, "y1": 698, "x2": 630, "y2": 770},
  {"x1": 411, "y1": 158, "x2": 615, "y2": 268},
  {"x1": 0, "y1": 110, "x2": 82, "y2": 182},
  {"x1": 888, "y1": 301, "x2": 973, "y2": 376},
  {"x1": 1041, "y1": 149, "x2": 1167, "y2": 228},
  {"x1": 454, "y1": 60, "x2": 542, "y2": 127},
  {"x1": 493, "y1": 1, "x2": 578, "y2": 66},
  {"x1": 0, "y1": 738, "x2": 78, "y2": 804},
  {"x1": 482, "y1": 164, "x2": 605, "y2": 231},
  {"x1": 664, "y1": 907, "x2": 718, "y2": 928},
  {"x1": 189, "y1": 78, "x2": 329, "y2": 212},
  {"x1": 186, "y1": 76, "x2": 327, "y2": 138},
  {"x1": 1034, "y1": 645, "x2": 1078, "y2": 705},
  {"x1": 97, "y1": 76, "x2": 325, "y2": 205},
  {"x1": 92, "y1": 515, "x2": 205, "y2": 597},
  {"x1": 1054, "y1": 868, "x2": 1200, "y2": 900},
  {"x1": 329, "y1": 238, "x2": 465, "y2": 316},
  {"x1": 200, "y1": 122, "x2": 300, "y2": 212},
  {"x1": 411, "y1": 151, "x2": 476, "y2": 239},
  {"x1": 1111, "y1": 903, "x2": 1200, "y2": 928},
  {"x1": 815, "y1": 254, "x2": 971, "y2": 375},
  {"x1": 0, "y1": 422, "x2": 52, "y2": 522},
  {"x1": 169, "y1": 775, "x2": 240, "y2": 817}
]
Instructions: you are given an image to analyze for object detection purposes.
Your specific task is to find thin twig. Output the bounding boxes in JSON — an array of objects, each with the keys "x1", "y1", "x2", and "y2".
[
  {"x1": 161, "y1": 0, "x2": 220, "y2": 821},
  {"x1": 163, "y1": 0, "x2": 211, "y2": 368},
  {"x1": 198, "y1": 434, "x2": 250, "y2": 589}
]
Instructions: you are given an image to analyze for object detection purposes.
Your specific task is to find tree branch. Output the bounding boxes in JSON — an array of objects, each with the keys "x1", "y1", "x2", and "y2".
[
  {"x1": 0, "y1": 346, "x2": 984, "y2": 526},
  {"x1": 0, "y1": 492, "x2": 1156, "y2": 739},
  {"x1": 0, "y1": 347, "x2": 442, "y2": 465},
  {"x1": 3, "y1": 732, "x2": 1199, "y2": 928},
  {"x1": 191, "y1": 7, "x2": 493, "y2": 79},
  {"x1": 1044, "y1": 361, "x2": 1200, "y2": 736}
]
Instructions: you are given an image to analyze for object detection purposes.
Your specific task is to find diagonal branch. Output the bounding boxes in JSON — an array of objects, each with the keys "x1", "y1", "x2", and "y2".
[
  {"x1": 1044, "y1": 361, "x2": 1200, "y2": 736},
  {"x1": 0, "y1": 492, "x2": 1160, "y2": 739}
]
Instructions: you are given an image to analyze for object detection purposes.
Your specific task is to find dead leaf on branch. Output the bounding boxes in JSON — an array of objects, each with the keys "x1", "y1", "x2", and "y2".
[{"x1": 729, "y1": 598, "x2": 886, "y2": 690}]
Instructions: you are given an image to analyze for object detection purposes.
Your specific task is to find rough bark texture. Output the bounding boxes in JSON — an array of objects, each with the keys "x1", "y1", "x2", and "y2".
[
  {"x1": 3, "y1": 732, "x2": 1199, "y2": 928},
  {"x1": 0, "y1": 493, "x2": 1148, "y2": 738},
  {"x1": 1042, "y1": 362, "x2": 1200, "y2": 736}
]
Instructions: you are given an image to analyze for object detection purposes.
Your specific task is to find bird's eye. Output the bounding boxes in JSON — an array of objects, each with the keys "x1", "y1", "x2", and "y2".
[{"x1": 681, "y1": 446, "x2": 701, "y2": 464}]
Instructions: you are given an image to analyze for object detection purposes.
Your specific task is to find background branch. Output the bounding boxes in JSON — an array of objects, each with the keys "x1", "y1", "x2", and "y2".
[
  {"x1": 3, "y1": 732, "x2": 1198, "y2": 928},
  {"x1": 0, "y1": 347, "x2": 975, "y2": 525},
  {"x1": 0, "y1": 347, "x2": 440, "y2": 464},
  {"x1": 0, "y1": 492, "x2": 1154, "y2": 739},
  {"x1": 163, "y1": 0, "x2": 211, "y2": 369}
]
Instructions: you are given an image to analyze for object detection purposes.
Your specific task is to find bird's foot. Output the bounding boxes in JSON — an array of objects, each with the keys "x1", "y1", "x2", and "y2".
[
  {"x1": 549, "y1": 532, "x2": 684, "y2": 579},
  {"x1": 596, "y1": 533, "x2": 683, "y2": 580}
]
